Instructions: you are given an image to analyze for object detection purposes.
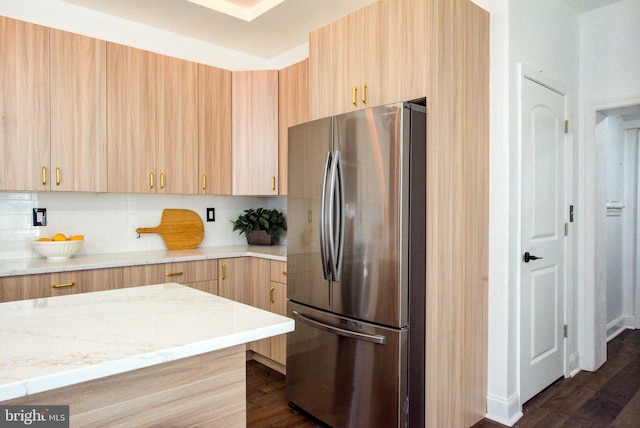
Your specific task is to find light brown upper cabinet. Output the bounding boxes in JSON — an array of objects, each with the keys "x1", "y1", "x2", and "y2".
[
  {"x1": 0, "y1": 18, "x2": 50, "y2": 191},
  {"x1": 156, "y1": 54, "x2": 198, "y2": 194},
  {"x1": 107, "y1": 44, "x2": 198, "y2": 194},
  {"x1": 50, "y1": 29, "x2": 107, "y2": 192},
  {"x1": 107, "y1": 44, "x2": 156, "y2": 193},
  {"x1": 278, "y1": 59, "x2": 309, "y2": 195},
  {"x1": 309, "y1": 0, "x2": 427, "y2": 120},
  {"x1": 198, "y1": 64, "x2": 232, "y2": 195},
  {"x1": 231, "y1": 70, "x2": 279, "y2": 195}
]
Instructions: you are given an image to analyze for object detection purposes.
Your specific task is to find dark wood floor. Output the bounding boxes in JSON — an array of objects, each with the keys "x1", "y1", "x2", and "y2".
[{"x1": 247, "y1": 329, "x2": 640, "y2": 427}]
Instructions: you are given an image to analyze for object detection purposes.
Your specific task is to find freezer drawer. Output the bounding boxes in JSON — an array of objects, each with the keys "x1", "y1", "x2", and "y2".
[{"x1": 286, "y1": 301, "x2": 408, "y2": 428}]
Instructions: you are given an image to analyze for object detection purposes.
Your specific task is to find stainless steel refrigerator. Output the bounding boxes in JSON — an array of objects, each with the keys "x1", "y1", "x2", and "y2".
[{"x1": 286, "y1": 99, "x2": 426, "y2": 427}]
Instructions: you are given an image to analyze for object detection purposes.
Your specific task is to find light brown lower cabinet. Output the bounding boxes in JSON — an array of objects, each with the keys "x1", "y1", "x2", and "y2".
[
  {"x1": 121, "y1": 260, "x2": 218, "y2": 294},
  {"x1": 0, "y1": 267, "x2": 123, "y2": 302},
  {"x1": 217, "y1": 257, "x2": 250, "y2": 304},
  {"x1": 249, "y1": 260, "x2": 288, "y2": 369}
]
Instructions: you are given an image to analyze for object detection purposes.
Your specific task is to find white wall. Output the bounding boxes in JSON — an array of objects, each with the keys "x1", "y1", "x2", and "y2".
[
  {"x1": 481, "y1": 0, "x2": 580, "y2": 425},
  {"x1": 0, "y1": 192, "x2": 287, "y2": 260},
  {"x1": 578, "y1": 0, "x2": 640, "y2": 370}
]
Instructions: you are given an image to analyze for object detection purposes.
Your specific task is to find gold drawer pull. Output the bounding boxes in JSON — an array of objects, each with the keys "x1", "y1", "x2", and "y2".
[
  {"x1": 271, "y1": 176, "x2": 276, "y2": 191},
  {"x1": 270, "y1": 286, "x2": 275, "y2": 304},
  {"x1": 56, "y1": 167, "x2": 61, "y2": 186},
  {"x1": 352, "y1": 86, "x2": 358, "y2": 106},
  {"x1": 149, "y1": 172, "x2": 154, "y2": 189},
  {"x1": 221, "y1": 263, "x2": 226, "y2": 280},
  {"x1": 165, "y1": 271, "x2": 183, "y2": 277},
  {"x1": 282, "y1": 271, "x2": 287, "y2": 276},
  {"x1": 362, "y1": 83, "x2": 368, "y2": 105},
  {"x1": 51, "y1": 282, "x2": 75, "y2": 289},
  {"x1": 160, "y1": 173, "x2": 165, "y2": 189},
  {"x1": 42, "y1": 166, "x2": 47, "y2": 185},
  {"x1": 202, "y1": 174, "x2": 207, "y2": 190}
]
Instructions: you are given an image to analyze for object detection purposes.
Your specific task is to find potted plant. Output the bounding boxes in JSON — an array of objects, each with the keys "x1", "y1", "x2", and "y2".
[{"x1": 231, "y1": 208, "x2": 287, "y2": 245}]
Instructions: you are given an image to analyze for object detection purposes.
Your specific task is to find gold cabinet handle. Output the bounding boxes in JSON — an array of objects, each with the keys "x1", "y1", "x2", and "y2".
[
  {"x1": 221, "y1": 263, "x2": 226, "y2": 280},
  {"x1": 270, "y1": 286, "x2": 275, "y2": 304},
  {"x1": 352, "y1": 86, "x2": 358, "y2": 106},
  {"x1": 149, "y1": 172, "x2": 154, "y2": 189},
  {"x1": 55, "y1": 167, "x2": 61, "y2": 186},
  {"x1": 271, "y1": 176, "x2": 276, "y2": 191},
  {"x1": 362, "y1": 83, "x2": 368, "y2": 105},
  {"x1": 160, "y1": 173, "x2": 165, "y2": 189},
  {"x1": 165, "y1": 271, "x2": 183, "y2": 277},
  {"x1": 51, "y1": 282, "x2": 75, "y2": 289},
  {"x1": 42, "y1": 166, "x2": 47, "y2": 185},
  {"x1": 202, "y1": 174, "x2": 207, "y2": 190},
  {"x1": 282, "y1": 271, "x2": 287, "y2": 276}
]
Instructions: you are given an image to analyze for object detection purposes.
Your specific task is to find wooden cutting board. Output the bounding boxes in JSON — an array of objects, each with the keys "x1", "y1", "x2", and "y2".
[{"x1": 136, "y1": 209, "x2": 204, "y2": 250}]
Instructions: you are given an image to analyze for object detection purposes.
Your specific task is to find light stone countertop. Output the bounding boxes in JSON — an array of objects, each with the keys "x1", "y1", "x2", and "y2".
[
  {"x1": 0, "y1": 283, "x2": 294, "y2": 401},
  {"x1": 0, "y1": 245, "x2": 286, "y2": 277}
]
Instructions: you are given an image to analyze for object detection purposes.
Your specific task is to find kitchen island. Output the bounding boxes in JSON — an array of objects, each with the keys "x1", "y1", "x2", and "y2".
[{"x1": 0, "y1": 283, "x2": 294, "y2": 427}]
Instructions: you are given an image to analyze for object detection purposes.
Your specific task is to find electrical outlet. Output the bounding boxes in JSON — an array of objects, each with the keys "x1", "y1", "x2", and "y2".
[
  {"x1": 206, "y1": 208, "x2": 215, "y2": 222},
  {"x1": 33, "y1": 208, "x2": 47, "y2": 226}
]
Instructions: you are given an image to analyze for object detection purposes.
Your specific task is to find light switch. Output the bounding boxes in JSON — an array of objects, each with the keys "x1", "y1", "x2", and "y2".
[{"x1": 33, "y1": 208, "x2": 47, "y2": 226}]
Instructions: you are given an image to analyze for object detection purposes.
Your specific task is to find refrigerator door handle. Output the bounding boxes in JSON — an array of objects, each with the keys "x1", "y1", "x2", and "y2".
[
  {"x1": 335, "y1": 150, "x2": 345, "y2": 280},
  {"x1": 292, "y1": 310, "x2": 387, "y2": 344},
  {"x1": 320, "y1": 151, "x2": 332, "y2": 280},
  {"x1": 328, "y1": 150, "x2": 344, "y2": 281}
]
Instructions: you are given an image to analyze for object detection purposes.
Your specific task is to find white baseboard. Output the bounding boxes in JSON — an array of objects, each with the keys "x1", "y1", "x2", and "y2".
[
  {"x1": 486, "y1": 392, "x2": 522, "y2": 426},
  {"x1": 568, "y1": 351, "x2": 580, "y2": 377}
]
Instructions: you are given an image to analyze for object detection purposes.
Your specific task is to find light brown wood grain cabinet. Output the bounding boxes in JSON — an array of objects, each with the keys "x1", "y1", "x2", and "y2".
[
  {"x1": 0, "y1": 268, "x2": 123, "y2": 302},
  {"x1": 198, "y1": 64, "x2": 232, "y2": 195},
  {"x1": 309, "y1": 0, "x2": 427, "y2": 119},
  {"x1": 231, "y1": 70, "x2": 279, "y2": 195},
  {"x1": 0, "y1": 18, "x2": 107, "y2": 192},
  {"x1": 121, "y1": 260, "x2": 218, "y2": 294},
  {"x1": 278, "y1": 59, "x2": 309, "y2": 195},
  {"x1": 107, "y1": 44, "x2": 198, "y2": 194},
  {"x1": 217, "y1": 257, "x2": 251, "y2": 304}
]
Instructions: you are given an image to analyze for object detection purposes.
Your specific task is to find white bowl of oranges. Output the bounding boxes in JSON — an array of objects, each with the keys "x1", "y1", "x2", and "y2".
[{"x1": 32, "y1": 233, "x2": 84, "y2": 261}]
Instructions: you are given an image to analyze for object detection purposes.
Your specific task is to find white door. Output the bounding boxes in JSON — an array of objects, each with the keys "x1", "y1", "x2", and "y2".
[{"x1": 520, "y1": 75, "x2": 566, "y2": 404}]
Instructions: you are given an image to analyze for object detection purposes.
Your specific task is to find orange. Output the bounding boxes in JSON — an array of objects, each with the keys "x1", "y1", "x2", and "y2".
[
  {"x1": 52, "y1": 233, "x2": 67, "y2": 241},
  {"x1": 69, "y1": 235, "x2": 84, "y2": 241},
  {"x1": 37, "y1": 237, "x2": 53, "y2": 242}
]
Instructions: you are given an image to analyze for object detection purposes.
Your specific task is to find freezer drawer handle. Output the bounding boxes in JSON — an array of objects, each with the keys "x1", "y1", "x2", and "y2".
[{"x1": 292, "y1": 310, "x2": 386, "y2": 345}]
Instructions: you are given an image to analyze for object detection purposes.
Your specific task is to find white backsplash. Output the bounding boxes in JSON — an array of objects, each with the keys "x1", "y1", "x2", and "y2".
[{"x1": 0, "y1": 192, "x2": 287, "y2": 261}]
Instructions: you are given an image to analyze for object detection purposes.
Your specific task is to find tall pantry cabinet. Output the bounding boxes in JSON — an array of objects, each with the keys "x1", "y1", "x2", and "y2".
[{"x1": 309, "y1": 0, "x2": 489, "y2": 426}]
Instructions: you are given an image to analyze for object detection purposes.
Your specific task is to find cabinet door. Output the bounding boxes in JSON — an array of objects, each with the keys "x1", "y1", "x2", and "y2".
[
  {"x1": 346, "y1": 3, "x2": 382, "y2": 112},
  {"x1": 218, "y1": 258, "x2": 250, "y2": 304},
  {"x1": 380, "y1": 0, "x2": 428, "y2": 103},
  {"x1": 0, "y1": 17, "x2": 50, "y2": 191},
  {"x1": 50, "y1": 30, "x2": 107, "y2": 192},
  {"x1": 107, "y1": 43, "x2": 156, "y2": 193},
  {"x1": 121, "y1": 265, "x2": 164, "y2": 288},
  {"x1": 269, "y1": 281, "x2": 287, "y2": 365},
  {"x1": 198, "y1": 64, "x2": 232, "y2": 195},
  {"x1": 248, "y1": 258, "x2": 271, "y2": 357},
  {"x1": 232, "y1": 70, "x2": 279, "y2": 195},
  {"x1": 185, "y1": 280, "x2": 218, "y2": 295},
  {"x1": 309, "y1": 19, "x2": 345, "y2": 120},
  {"x1": 156, "y1": 54, "x2": 198, "y2": 194},
  {"x1": 278, "y1": 59, "x2": 309, "y2": 195}
]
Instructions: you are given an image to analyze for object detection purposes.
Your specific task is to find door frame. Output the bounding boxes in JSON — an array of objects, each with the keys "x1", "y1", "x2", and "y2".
[
  {"x1": 516, "y1": 64, "x2": 572, "y2": 402},
  {"x1": 581, "y1": 97, "x2": 640, "y2": 372}
]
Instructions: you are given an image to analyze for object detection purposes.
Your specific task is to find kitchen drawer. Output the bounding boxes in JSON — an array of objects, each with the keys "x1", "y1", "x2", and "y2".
[
  {"x1": 122, "y1": 260, "x2": 217, "y2": 289},
  {"x1": 0, "y1": 268, "x2": 123, "y2": 302}
]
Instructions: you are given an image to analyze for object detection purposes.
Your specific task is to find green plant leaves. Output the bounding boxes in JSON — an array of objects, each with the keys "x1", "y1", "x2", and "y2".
[{"x1": 231, "y1": 207, "x2": 287, "y2": 239}]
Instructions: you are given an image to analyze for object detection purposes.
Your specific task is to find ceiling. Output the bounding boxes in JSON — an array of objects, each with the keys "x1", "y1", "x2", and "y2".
[
  {"x1": 60, "y1": 0, "x2": 376, "y2": 58},
  {"x1": 59, "y1": 0, "x2": 624, "y2": 59}
]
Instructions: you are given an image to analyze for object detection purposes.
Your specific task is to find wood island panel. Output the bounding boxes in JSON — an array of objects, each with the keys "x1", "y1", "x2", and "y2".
[{"x1": 2, "y1": 345, "x2": 247, "y2": 428}]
